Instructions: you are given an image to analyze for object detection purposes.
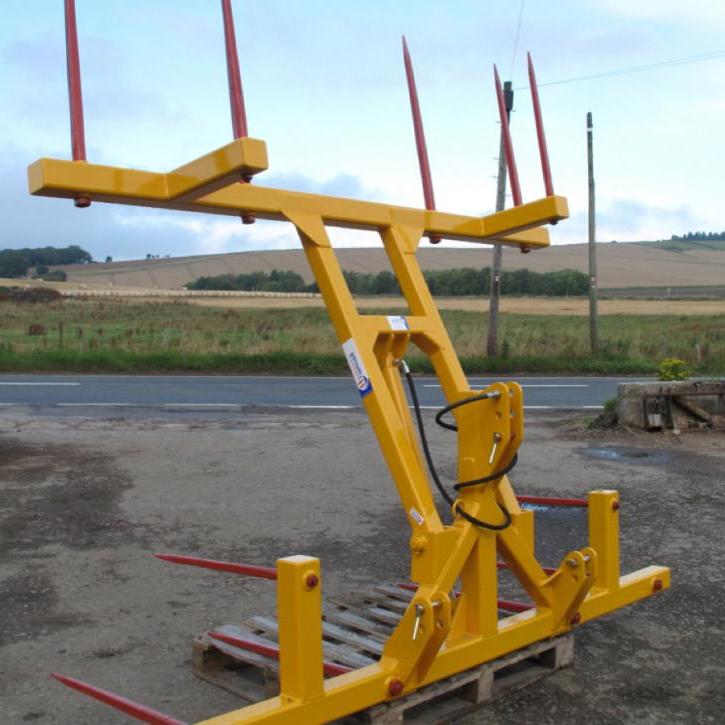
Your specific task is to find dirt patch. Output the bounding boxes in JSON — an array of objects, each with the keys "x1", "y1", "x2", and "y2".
[
  {"x1": 0, "y1": 410, "x2": 723, "y2": 723},
  {"x1": 0, "y1": 440, "x2": 135, "y2": 555},
  {"x1": 0, "y1": 439, "x2": 137, "y2": 649}
]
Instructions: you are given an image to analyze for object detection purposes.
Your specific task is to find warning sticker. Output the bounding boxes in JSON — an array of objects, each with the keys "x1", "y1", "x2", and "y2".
[
  {"x1": 387, "y1": 315, "x2": 409, "y2": 331},
  {"x1": 408, "y1": 507, "x2": 425, "y2": 526},
  {"x1": 342, "y1": 338, "x2": 373, "y2": 398}
]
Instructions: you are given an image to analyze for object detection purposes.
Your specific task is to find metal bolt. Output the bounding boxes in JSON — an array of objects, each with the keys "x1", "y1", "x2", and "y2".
[
  {"x1": 612, "y1": 500, "x2": 620, "y2": 512},
  {"x1": 570, "y1": 612, "x2": 581, "y2": 626},
  {"x1": 653, "y1": 578, "x2": 663, "y2": 592},
  {"x1": 305, "y1": 573, "x2": 319, "y2": 589},
  {"x1": 387, "y1": 678, "x2": 404, "y2": 697},
  {"x1": 74, "y1": 195, "x2": 91, "y2": 208}
]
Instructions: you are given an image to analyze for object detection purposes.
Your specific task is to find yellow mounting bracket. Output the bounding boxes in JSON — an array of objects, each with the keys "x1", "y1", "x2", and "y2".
[{"x1": 28, "y1": 140, "x2": 669, "y2": 725}]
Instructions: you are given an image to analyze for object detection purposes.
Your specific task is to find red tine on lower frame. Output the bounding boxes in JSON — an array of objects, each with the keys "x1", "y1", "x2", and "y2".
[
  {"x1": 498, "y1": 561, "x2": 557, "y2": 576},
  {"x1": 516, "y1": 495, "x2": 589, "y2": 508},
  {"x1": 220, "y1": 0, "x2": 255, "y2": 224},
  {"x1": 398, "y1": 582, "x2": 533, "y2": 611},
  {"x1": 402, "y1": 36, "x2": 441, "y2": 244},
  {"x1": 493, "y1": 65, "x2": 522, "y2": 207},
  {"x1": 527, "y1": 52, "x2": 554, "y2": 197},
  {"x1": 208, "y1": 631, "x2": 352, "y2": 677},
  {"x1": 51, "y1": 673, "x2": 187, "y2": 725},
  {"x1": 154, "y1": 553, "x2": 277, "y2": 579},
  {"x1": 497, "y1": 599, "x2": 533, "y2": 613},
  {"x1": 63, "y1": 0, "x2": 90, "y2": 209}
]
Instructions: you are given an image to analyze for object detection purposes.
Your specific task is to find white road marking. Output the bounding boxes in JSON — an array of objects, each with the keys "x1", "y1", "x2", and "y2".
[
  {"x1": 58, "y1": 403, "x2": 139, "y2": 407},
  {"x1": 9, "y1": 402, "x2": 604, "y2": 411},
  {"x1": 422, "y1": 384, "x2": 588, "y2": 388},
  {"x1": 0, "y1": 382, "x2": 80, "y2": 386},
  {"x1": 164, "y1": 403, "x2": 241, "y2": 408}
]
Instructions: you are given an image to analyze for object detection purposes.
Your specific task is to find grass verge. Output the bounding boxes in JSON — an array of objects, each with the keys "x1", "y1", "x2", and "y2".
[
  {"x1": 0, "y1": 299, "x2": 723, "y2": 375},
  {"x1": 0, "y1": 349, "x2": 668, "y2": 375}
]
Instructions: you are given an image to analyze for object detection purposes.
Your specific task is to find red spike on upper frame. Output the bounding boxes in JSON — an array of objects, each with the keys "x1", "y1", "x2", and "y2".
[
  {"x1": 493, "y1": 65, "x2": 522, "y2": 207},
  {"x1": 402, "y1": 36, "x2": 441, "y2": 244},
  {"x1": 64, "y1": 0, "x2": 86, "y2": 162},
  {"x1": 527, "y1": 53, "x2": 554, "y2": 197},
  {"x1": 155, "y1": 552, "x2": 277, "y2": 579},
  {"x1": 63, "y1": 0, "x2": 90, "y2": 208},
  {"x1": 52, "y1": 673, "x2": 187, "y2": 725},
  {"x1": 221, "y1": 0, "x2": 249, "y2": 139},
  {"x1": 221, "y1": 0, "x2": 255, "y2": 224},
  {"x1": 209, "y1": 631, "x2": 353, "y2": 677}
]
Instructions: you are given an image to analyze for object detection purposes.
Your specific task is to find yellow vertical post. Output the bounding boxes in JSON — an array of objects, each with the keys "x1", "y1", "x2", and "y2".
[
  {"x1": 512, "y1": 510, "x2": 535, "y2": 553},
  {"x1": 458, "y1": 535, "x2": 498, "y2": 637},
  {"x1": 276, "y1": 555, "x2": 324, "y2": 702},
  {"x1": 588, "y1": 490, "x2": 620, "y2": 590}
]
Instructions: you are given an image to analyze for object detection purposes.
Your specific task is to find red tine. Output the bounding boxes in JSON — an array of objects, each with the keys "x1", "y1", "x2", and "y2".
[
  {"x1": 63, "y1": 0, "x2": 90, "y2": 208},
  {"x1": 402, "y1": 36, "x2": 441, "y2": 243},
  {"x1": 527, "y1": 53, "x2": 554, "y2": 196},
  {"x1": 497, "y1": 599, "x2": 533, "y2": 613},
  {"x1": 498, "y1": 561, "x2": 557, "y2": 575},
  {"x1": 155, "y1": 553, "x2": 277, "y2": 579},
  {"x1": 209, "y1": 631, "x2": 352, "y2": 677},
  {"x1": 220, "y1": 0, "x2": 255, "y2": 223},
  {"x1": 51, "y1": 673, "x2": 187, "y2": 725},
  {"x1": 64, "y1": 0, "x2": 86, "y2": 161},
  {"x1": 397, "y1": 582, "x2": 533, "y2": 610},
  {"x1": 516, "y1": 495, "x2": 588, "y2": 508},
  {"x1": 221, "y1": 0, "x2": 249, "y2": 139},
  {"x1": 493, "y1": 65, "x2": 522, "y2": 207}
]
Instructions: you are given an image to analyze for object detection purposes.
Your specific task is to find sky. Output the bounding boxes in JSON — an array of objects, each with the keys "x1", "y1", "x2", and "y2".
[{"x1": 0, "y1": 0, "x2": 723, "y2": 261}]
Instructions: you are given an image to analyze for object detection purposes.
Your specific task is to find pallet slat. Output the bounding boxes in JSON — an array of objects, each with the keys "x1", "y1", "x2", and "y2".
[{"x1": 193, "y1": 584, "x2": 575, "y2": 723}]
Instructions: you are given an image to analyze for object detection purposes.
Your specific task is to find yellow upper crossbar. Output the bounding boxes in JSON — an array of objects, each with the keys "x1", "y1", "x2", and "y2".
[{"x1": 28, "y1": 138, "x2": 568, "y2": 247}]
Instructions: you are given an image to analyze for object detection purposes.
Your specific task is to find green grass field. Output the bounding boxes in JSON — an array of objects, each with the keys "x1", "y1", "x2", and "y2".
[{"x1": 0, "y1": 298, "x2": 723, "y2": 374}]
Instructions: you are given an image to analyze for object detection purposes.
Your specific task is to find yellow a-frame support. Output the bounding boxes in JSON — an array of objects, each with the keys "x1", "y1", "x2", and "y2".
[{"x1": 29, "y1": 137, "x2": 669, "y2": 724}]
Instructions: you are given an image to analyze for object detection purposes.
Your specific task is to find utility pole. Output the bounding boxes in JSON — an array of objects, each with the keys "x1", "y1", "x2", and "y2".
[
  {"x1": 487, "y1": 80, "x2": 513, "y2": 357},
  {"x1": 587, "y1": 111, "x2": 599, "y2": 355}
]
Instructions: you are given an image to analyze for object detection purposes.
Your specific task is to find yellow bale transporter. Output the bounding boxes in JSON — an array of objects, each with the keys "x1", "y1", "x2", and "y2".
[{"x1": 32, "y1": 3, "x2": 669, "y2": 723}]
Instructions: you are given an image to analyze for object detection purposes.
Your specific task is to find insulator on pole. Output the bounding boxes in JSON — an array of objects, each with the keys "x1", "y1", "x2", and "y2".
[
  {"x1": 493, "y1": 64, "x2": 522, "y2": 207},
  {"x1": 527, "y1": 52, "x2": 554, "y2": 197}
]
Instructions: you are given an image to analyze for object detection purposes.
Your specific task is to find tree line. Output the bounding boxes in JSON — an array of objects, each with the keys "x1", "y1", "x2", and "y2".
[
  {"x1": 0, "y1": 245, "x2": 92, "y2": 278},
  {"x1": 187, "y1": 267, "x2": 589, "y2": 297},
  {"x1": 670, "y1": 231, "x2": 725, "y2": 241}
]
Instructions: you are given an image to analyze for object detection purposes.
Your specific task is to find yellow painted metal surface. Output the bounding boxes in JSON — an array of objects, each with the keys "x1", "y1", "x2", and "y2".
[
  {"x1": 28, "y1": 138, "x2": 669, "y2": 725},
  {"x1": 276, "y1": 556, "x2": 324, "y2": 702}
]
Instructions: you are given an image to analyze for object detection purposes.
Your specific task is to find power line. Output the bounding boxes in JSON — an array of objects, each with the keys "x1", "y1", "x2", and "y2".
[
  {"x1": 514, "y1": 50, "x2": 725, "y2": 90},
  {"x1": 508, "y1": 0, "x2": 525, "y2": 79}
]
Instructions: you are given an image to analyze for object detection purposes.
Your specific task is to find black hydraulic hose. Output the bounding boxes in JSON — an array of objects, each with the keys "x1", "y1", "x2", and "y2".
[{"x1": 400, "y1": 361, "x2": 514, "y2": 531}]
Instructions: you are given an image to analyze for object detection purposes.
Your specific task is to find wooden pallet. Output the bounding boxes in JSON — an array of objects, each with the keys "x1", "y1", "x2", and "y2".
[{"x1": 193, "y1": 584, "x2": 574, "y2": 723}]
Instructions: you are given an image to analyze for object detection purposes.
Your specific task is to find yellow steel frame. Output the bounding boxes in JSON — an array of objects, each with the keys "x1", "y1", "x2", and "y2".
[{"x1": 28, "y1": 138, "x2": 669, "y2": 724}]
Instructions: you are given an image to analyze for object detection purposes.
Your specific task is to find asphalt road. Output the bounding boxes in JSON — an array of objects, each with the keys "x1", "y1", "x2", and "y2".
[{"x1": 0, "y1": 374, "x2": 651, "y2": 417}]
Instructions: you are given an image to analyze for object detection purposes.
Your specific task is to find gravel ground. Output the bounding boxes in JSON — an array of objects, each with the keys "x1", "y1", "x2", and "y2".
[{"x1": 0, "y1": 408, "x2": 723, "y2": 724}]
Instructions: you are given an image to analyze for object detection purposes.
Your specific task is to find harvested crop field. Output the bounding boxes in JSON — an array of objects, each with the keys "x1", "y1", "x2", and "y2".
[
  {"x1": 0, "y1": 296, "x2": 723, "y2": 375},
  {"x1": 188, "y1": 295, "x2": 725, "y2": 315}
]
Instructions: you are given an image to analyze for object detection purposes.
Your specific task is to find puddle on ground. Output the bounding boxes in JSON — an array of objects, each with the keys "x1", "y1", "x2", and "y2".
[{"x1": 579, "y1": 445, "x2": 671, "y2": 465}]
